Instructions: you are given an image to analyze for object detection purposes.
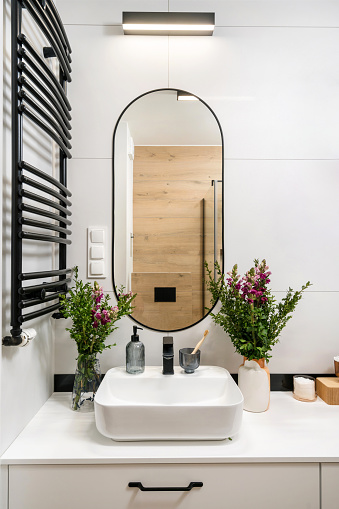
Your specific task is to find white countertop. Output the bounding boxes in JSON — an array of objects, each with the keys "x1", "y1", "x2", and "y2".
[{"x1": 2, "y1": 392, "x2": 339, "y2": 465}]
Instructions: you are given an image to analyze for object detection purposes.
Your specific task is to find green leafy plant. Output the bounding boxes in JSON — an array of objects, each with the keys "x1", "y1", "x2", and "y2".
[
  {"x1": 60, "y1": 266, "x2": 136, "y2": 362},
  {"x1": 205, "y1": 259, "x2": 311, "y2": 363}
]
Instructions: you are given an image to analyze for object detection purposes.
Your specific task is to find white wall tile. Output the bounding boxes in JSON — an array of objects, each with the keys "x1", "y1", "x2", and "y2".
[
  {"x1": 169, "y1": 27, "x2": 339, "y2": 159},
  {"x1": 55, "y1": 0, "x2": 339, "y2": 28},
  {"x1": 268, "y1": 292, "x2": 339, "y2": 374},
  {"x1": 51, "y1": 0, "x2": 339, "y2": 378},
  {"x1": 67, "y1": 158, "x2": 113, "y2": 290},
  {"x1": 224, "y1": 159, "x2": 339, "y2": 291},
  {"x1": 170, "y1": 0, "x2": 339, "y2": 28},
  {"x1": 55, "y1": 0, "x2": 168, "y2": 26},
  {"x1": 67, "y1": 25, "x2": 168, "y2": 159}
]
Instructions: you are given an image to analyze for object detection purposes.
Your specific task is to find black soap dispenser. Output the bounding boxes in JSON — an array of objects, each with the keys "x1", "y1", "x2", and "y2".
[{"x1": 126, "y1": 326, "x2": 144, "y2": 374}]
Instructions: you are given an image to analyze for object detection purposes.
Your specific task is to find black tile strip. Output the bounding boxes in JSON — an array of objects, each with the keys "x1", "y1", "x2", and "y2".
[
  {"x1": 231, "y1": 373, "x2": 333, "y2": 391},
  {"x1": 54, "y1": 373, "x2": 334, "y2": 392}
]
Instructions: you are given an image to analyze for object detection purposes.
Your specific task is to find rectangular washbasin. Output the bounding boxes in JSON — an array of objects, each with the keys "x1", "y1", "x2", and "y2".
[{"x1": 94, "y1": 366, "x2": 243, "y2": 441}]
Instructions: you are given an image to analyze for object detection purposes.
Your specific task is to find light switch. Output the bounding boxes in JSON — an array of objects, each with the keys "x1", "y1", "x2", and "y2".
[
  {"x1": 91, "y1": 229, "x2": 104, "y2": 243},
  {"x1": 90, "y1": 246, "x2": 104, "y2": 260},
  {"x1": 87, "y1": 227, "x2": 107, "y2": 278},
  {"x1": 90, "y1": 261, "x2": 104, "y2": 275}
]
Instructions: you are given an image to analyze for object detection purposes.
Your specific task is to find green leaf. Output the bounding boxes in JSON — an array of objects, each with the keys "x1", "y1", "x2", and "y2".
[{"x1": 204, "y1": 259, "x2": 311, "y2": 362}]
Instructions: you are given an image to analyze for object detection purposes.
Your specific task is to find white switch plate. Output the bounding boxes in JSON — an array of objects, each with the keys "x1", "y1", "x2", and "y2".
[
  {"x1": 90, "y1": 245, "x2": 104, "y2": 259},
  {"x1": 91, "y1": 229, "x2": 104, "y2": 243},
  {"x1": 87, "y1": 227, "x2": 107, "y2": 279},
  {"x1": 90, "y1": 261, "x2": 104, "y2": 275}
]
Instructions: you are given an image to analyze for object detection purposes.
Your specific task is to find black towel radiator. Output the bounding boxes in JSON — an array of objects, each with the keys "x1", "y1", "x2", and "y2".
[{"x1": 3, "y1": 0, "x2": 72, "y2": 346}]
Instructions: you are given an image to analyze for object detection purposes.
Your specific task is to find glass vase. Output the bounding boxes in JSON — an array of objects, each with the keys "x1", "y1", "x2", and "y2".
[{"x1": 71, "y1": 354, "x2": 101, "y2": 411}]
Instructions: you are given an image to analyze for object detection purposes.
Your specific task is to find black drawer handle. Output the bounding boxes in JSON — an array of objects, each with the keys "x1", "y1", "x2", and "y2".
[{"x1": 128, "y1": 481, "x2": 203, "y2": 492}]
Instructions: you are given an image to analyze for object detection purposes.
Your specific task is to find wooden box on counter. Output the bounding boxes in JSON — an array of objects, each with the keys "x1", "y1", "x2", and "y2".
[{"x1": 316, "y1": 377, "x2": 339, "y2": 405}]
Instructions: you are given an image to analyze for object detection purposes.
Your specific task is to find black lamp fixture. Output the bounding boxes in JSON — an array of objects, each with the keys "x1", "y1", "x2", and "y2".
[{"x1": 122, "y1": 12, "x2": 215, "y2": 36}]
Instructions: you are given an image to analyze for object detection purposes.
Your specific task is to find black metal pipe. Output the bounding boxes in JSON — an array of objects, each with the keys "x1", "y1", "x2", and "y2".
[
  {"x1": 21, "y1": 189, "x2": 71, "y2": 215},
  {"x1": 19, "y1": 217, "x2": 72, "y2": 235},
  {"x1": 19, "y1": 231, "x2": 72, "y2": 244},
  {"x1": 10, "y1": 0, "x2": 23, "y2": 338},
  {"x1": 19, "y1": 104, "x2": 72, "y2": 158},
  {"x1": 47, "y1": 0, "x2": 72, "y2": 54},
  {"x1": 17, "y1": 41, "x2": 71, "y2": 111},
  {"x1": 19, "y1": 268, "x2": 71, "y2": 281},
  {"x1": 18, "y1": 36, "x2": 71, "y2": 109},
  {"x1": 20, "y1": 174, "x2": 72, "y2": 206},
  {"x1": 29, "y1": 0, "x2": 71, "y2": 67},
  {"x1": 20, "y1": 203, "x2": 72, "y2": 225},
  {"x1": 19, "y1": 91, "x2": 72, "y2": 145},
  {"x1": 20, "y1": 278, "x2": 70, "y2": 295},
  {"x1": 58, "y1": 59, "x2": 68, "y2": 280},
  {"x1": 18, "y1": 66, "x2": 71, "y2": 120},
  {"x1": 20, "y1": 161, "x2": 72, "y2": 196},
  {"x1": 19, "y1": 82, "x2": 72, "y2": 131},
  {"x1": 6, "y1": 0, "x2": 72, "y2": 340},
  {"x1": 45, "y1": 3, "x2": 70, "y2": 60},
  {"x1": 19, "y1": 290, "x2": 67, "y2": 309},
  {"x1": 3, "y1": 334, "x2": 23, "y2": 346},
  {"x1": 21, "y1": 0, "x2": 72, "y2": 81},
  {"x1": 20, "y1": 302, "x2": 61, "y2": 323}
]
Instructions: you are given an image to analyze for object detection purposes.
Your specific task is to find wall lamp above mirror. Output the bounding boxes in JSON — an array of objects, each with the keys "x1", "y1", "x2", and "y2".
[
  {"x1": 112, "y1": 89, "x2": 224, "y2": 333},
  {"x1": 122, "y1": 12, "x2": 215, "y2": 36}
]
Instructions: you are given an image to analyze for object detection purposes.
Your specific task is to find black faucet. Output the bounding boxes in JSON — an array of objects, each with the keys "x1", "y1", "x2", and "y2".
[{"x1": 162, "y1": 336, "x2": 174, "y2": 375}]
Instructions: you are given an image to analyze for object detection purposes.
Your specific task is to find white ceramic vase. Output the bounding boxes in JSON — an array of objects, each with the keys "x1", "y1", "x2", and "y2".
[{"x1": 238, "y1": 359, "x2": 270, "y2": 412}]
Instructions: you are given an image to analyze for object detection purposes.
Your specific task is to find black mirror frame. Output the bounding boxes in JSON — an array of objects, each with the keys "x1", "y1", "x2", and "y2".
[{"x1": 112, "y1": 88, "x2": 224, "y2": 332}]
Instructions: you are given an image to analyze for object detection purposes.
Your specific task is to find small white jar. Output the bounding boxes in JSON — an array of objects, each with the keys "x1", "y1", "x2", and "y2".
[{"x1": 293, "y1": 375, "x2": 316, "y2": 402}]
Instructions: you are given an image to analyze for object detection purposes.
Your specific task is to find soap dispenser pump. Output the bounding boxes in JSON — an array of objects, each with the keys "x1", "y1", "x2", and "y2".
[{"x1": 126, "y1": 326, "x2": 144, "y2": 374}]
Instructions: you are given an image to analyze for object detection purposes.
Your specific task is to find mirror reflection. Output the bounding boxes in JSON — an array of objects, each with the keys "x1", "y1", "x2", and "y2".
[{"x1": 113, "y1": 89, "x2": 223, "y2": 331}]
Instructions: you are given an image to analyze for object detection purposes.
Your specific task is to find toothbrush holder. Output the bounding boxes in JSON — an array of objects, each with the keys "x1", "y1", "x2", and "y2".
[{"x1": 179, "y1": 348, "x2": 200, "y2": 374}]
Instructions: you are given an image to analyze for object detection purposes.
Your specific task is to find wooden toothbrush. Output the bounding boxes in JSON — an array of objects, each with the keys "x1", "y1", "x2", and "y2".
[{"x1": 192, "y1": 330, "x2": 209, "y2": 355}]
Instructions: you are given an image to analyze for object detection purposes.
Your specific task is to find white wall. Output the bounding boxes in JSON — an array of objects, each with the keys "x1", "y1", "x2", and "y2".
[{"x1": 54, "y1": 0, "x2": 339, "y2": 376}]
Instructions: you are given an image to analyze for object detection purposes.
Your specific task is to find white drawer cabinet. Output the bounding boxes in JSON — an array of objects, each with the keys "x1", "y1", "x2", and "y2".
[
  {"x1": 321, "y1": 464, "x2": 339, "y2": 509},
  {"x1": 9, "y1": 462, "x2": 319, "y2": 509}
]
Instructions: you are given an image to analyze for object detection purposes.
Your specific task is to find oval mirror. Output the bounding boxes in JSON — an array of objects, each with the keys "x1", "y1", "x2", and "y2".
[{"x1": 113, "y1": 89, "x2": 223, "y2": 332}]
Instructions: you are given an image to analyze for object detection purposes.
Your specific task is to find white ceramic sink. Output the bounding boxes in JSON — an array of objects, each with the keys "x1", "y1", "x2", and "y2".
[{"x1": 94, "y1": 366, "x2": 243, "y2": 441}]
